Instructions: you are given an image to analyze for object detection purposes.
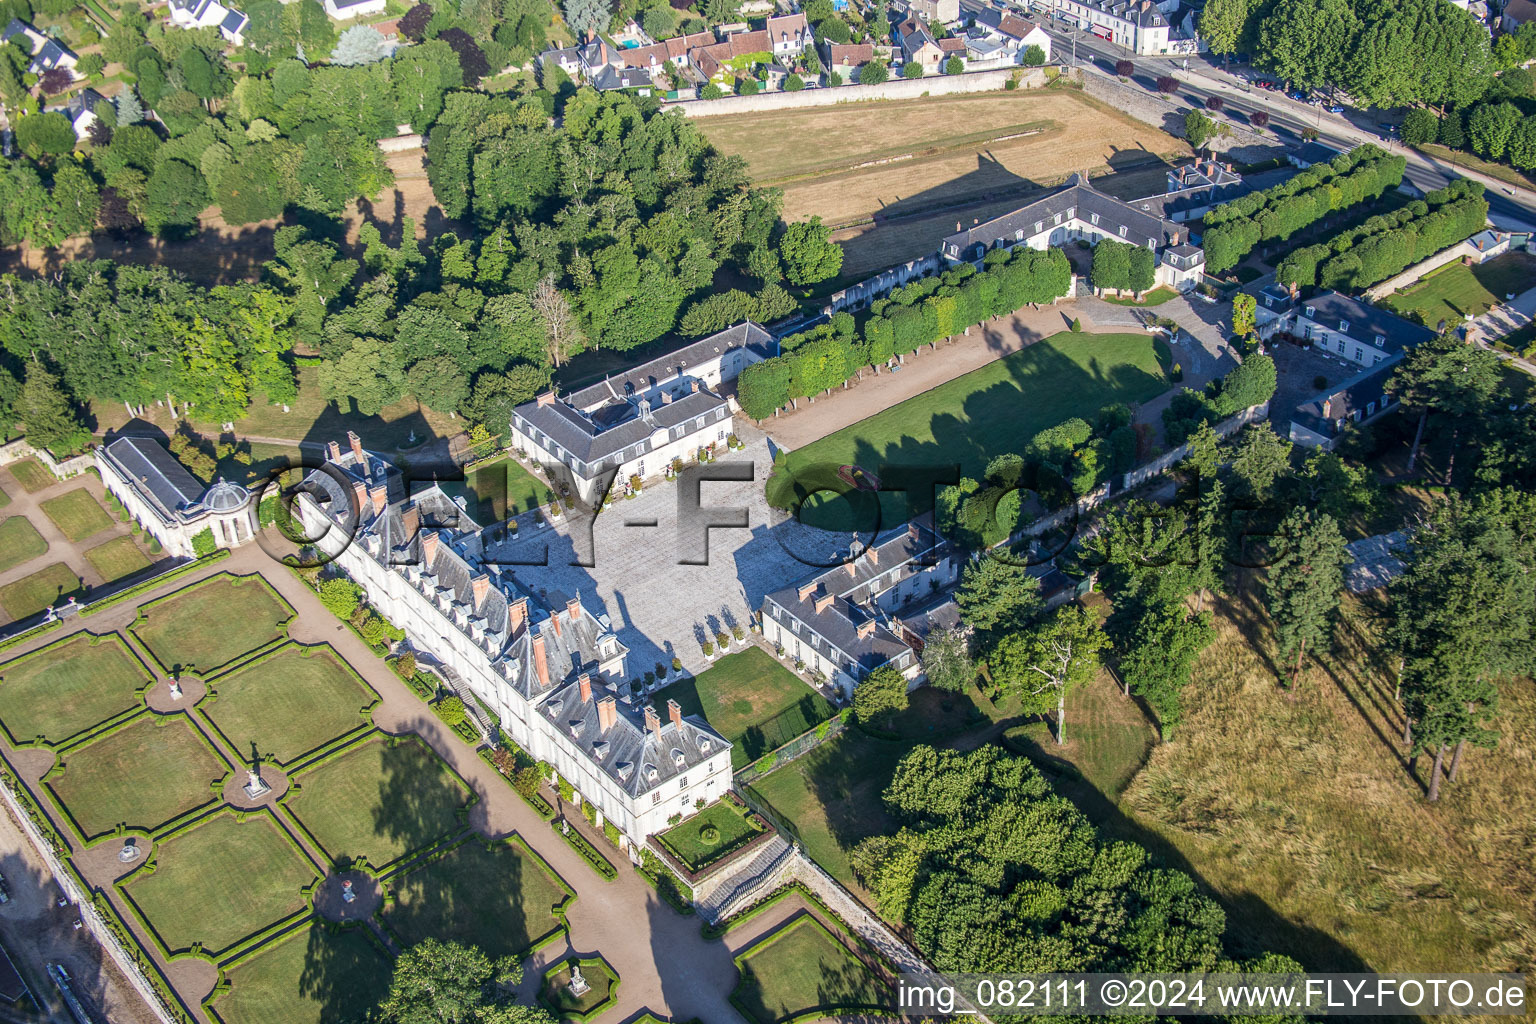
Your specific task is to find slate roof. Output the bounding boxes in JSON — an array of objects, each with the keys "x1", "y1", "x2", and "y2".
[
  {"x1": 543, "y1": 677, "x2": 725, "y2": 798},
  {"x1": 66, "y1": 88, "x2": 105, "y2": 121},
  {"x1": 101, "y1": 437, "x2": 209, "y2": 522},
  {"x1": 591, "y1": 64, "x2": 653, "y2": 89},
  {"x1": 220, "y1": 8, "x2": 247, "y2": 34},
  {"x1": 942, "y1": 173, "x2": 1183, "y2": 258},
  {"x1": 1297, "y1": 291, "x2": 1436, "y2": 357},
  {"x1": 512, "y1": 323, "x2": 772, "y2": 467},
  {"x1": 1, "y1": 17, "x2": 29, "y2": 42},
  {"x1": 1291, "y1": 141, "x2": 1342, "y2": 167},
  {"x1": 762, "y1": 517, "x2": 946, "y2": 677},
  {"x1": 1289, "y1": 355, "x2": 1401, "y2": 439}
]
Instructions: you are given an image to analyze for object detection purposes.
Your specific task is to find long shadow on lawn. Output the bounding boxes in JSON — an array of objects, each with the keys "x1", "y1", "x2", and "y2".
[
  {"x1": 296, "y1": 925, "x2": 392, "y2": 1024},
  {"x1": 369, "y1": 729, "x2": 473, "y2": 868}
]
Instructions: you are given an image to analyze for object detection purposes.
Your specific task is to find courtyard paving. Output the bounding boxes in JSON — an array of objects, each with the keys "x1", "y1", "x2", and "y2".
[{"x1": 479, "y1": 431, "x2": 851, "y2": 677}]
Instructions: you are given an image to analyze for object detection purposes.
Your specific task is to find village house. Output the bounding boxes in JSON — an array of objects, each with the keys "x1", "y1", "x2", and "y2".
[
  {"x1": 764, "y1": 11, "x2": 812, "y2": 59},
  {"x1": 3, "y1": 18, "x2": 77, "y2": 76},
  {"x1": 538, "y1": 45, "x2": 583, "y2": 78},
  {"x1": 295, "y1": 435, "x2": 733, "y2": 842},
  {"x1": 617, "y1": 30, "x2": 715, "y2": 81},
  {"x1": 322, "y1": 0, "x2": 386, "y2": 20},
  {"x1": 940, "y1": 173, "x2": 1206, "y2": 291},
  {"x1": 824, "y1": 41, "x2": 875, "y2": 77},
  {"x1": 166, "y1": 0, "x2": 248, "y2": 45},
  {"x1": 1256, "y1": 289, "x2": 1435, "y2": 370},
  {"x1": 906, "y1": 0, "x2": 960, "y2": 25},
  {"x1": 896, "y1": 15, "x2": 945, "y2": 72},
  {"x1": 1155, "y1": 155, "x2": 1247, "y2": 222},
  {"x1": 1046, "y1": 0, "x2": 1169, "y2": 53},
  {"x1": 760, "y1": 517, "x2": 958, "y2": 698},
  {"x1": 61, "y1": 88, "x2": 107, "y2": 139},
  {"x1": 509, "y1": 323, "x2": 776, "y2": 505},
  {"x1": 96, "y1": 436, "x2": 259, "y2": 558},
  {"x1": 961, "y1": 2, "x2": 1053, "y2": 63}
]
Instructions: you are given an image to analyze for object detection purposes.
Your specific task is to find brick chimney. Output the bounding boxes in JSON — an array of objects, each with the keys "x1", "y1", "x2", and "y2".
[
  {"x1": 866, "y1": 544, "x2": 879, "y2": 565},
  {"x1": 644, "y1": 704, "x2": 662, "y2": 741},
  {"x1": 347, "y1": 430, "x2": 364, "y2": 464},
  {"x1": 797, "y1": 581, "x2": 817, "y2": 602},
  {"x1": 552, "y1": 610, "x2": 563, "y2": 639},
  {"x1": 908, "y1": 521, "x2": 921, "y2": 541},
  {"x1": 566, "y1": 594, "x2": 582, "y2": 623},
  {"x1": 845, "y1": 561, "x2": 858, "y2": 577},
  {"x1": 537, "y1": 391, "x2": 557, "y2": 406},
  {"x1": 369, "y1": 485, "x2": 388, "y2": 516},
  {"x1": 578, "y1": 672, "x2": 592, "y2": 703},
  {"x1": 351, "y1": 480, "x2": 368, "y2": 515},
  {"x1": 402, "y1": 506, "x2": 421, "y2": 537},
  {"x1": 814, "y1": 593, "x2": 834, "y2": 613},
  {"x1": 471, "y1": 573, "x2": 490, "y2": 608},
  {"x1": 421, "y1": 531, "x2": 440, "y2": 567},
  {"x1": 668, "y1": 698, "x2": 683, "y2": 728},
  {"x1": 532, "y1": 631, "x2": 550, "y2": 689},
  {"x1": 857, "y1": 619, "x2": 876, "y2": 639},
  {"x1": 508, "y1": 597, "x2": 528, "y2": 635},
  {"x1": 597, "y1": 695, "x2": 617, "y2": 732},
  {"x1": 327, "y1": 440, "x2": 341, "y2": 462}
]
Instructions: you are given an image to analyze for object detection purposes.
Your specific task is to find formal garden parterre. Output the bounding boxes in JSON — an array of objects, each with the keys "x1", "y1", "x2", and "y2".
[{"x1": 0, "y1": 569, "x2": 582, "y2": 1024}]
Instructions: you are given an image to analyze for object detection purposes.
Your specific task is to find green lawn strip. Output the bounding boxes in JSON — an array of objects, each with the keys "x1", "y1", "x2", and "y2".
[
  {"x1": 1001, "y1": 673, "x2": 1157, "y2": 803},
  {"x1": 120, "y1": 811, "x2": 320, "y2": 958},
  {"x1": 132, "y1": 573, "x2": 293, "y2": 675},
  {"x1": 765, "y1": 332, "x2": 1169, "y2": 523},
  {"x1": 39, "y1": 488, "x2": 114, "y2": 543},
  {"x1": 45, "y1": 715, "x2": 228, "y2": 840},
  {"x1": 0, "y1": 562, "x2": 84, "y2": 622},
  {"x1": 1099, "y1": 285, "x2": 1180, "y2": 306},
  {"x1": 657, "y1": 799, "x2": 767, "y2": 874},
  {"x1": 84, "y1": 535, "x2": 151, "y2": 582},
  {"x1": 201, "y1": 644, "x2": 378, "y2": 767},
  {"x1": 652, "y1": 648, "x2": 834, "y2": 769},
  {"x1": 746, "y1": 686, "x2": 1009, "y2": 886},
  {"x1": 0, "y1": 484, "x2": 10, "y2": 508},
  {"x1": 436, "y1": 455, "x2": 550, "y2": 524},
  {"x1": 207, "y1": 924, "x2": 393, "y2": 1024},
  {"x1": 6, "y1": 459, "x2": 56, "y2": 494},
  {"x1": 382, "y1": 834, "x2": 572, "y2": 959},
  {"x1": 283, "y1": 735, "x2": 471, "y2": 872},
  {"x1": 1383, "y1": 252, "x2": 1536, "y2": 330},
  {"x1": 0, "y1": 631, "x2": 152, "y2": 746},
  {"x1": 730, "y1": 915, "x2": 892, "y2": 1024},
  {"x1": 0, "y1": 516, "x2": 48, "y2": 572}
]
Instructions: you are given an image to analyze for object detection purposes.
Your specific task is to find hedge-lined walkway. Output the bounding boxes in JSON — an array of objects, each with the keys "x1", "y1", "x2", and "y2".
[{"x1": 0, "y1": 544, "x2": 816, "y2": 1023}]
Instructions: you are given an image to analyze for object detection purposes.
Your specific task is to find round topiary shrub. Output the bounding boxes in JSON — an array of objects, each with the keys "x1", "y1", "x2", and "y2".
[
  {"x1": 700, "y1": 824, "x2": 721, "y2": 844},
  {"x1": 1313, "y1": 375, "x2": 1329, "y2": 390}
]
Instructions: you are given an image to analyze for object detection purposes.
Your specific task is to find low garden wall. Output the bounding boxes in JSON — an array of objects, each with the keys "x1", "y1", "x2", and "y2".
[{"x1": 663, "y1": 66, "x2": 1047, "y2": 118}]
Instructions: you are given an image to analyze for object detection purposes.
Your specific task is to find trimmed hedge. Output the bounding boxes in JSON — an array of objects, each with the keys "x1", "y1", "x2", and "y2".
[
  {"x1": 79, "y1": 549, "x2": 231, "y2": 617},
  {"x1": 551, "y1": 818, "x2": 618, "y2": 880}
]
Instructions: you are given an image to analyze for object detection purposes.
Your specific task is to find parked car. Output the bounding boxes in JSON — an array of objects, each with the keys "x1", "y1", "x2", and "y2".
[
  {"x1": 1287, "y1": 89, "x2": 1308, "y2": 101},
  {"x1": 0, "y1": 873, "x2": 10, "y2": 904},
  {"x1": 1254, "y1": 78, "x2": 1275, "y2": 90},
  {"x1": 1327, "y1": 103, "x2": 1344, "y2": 113}
]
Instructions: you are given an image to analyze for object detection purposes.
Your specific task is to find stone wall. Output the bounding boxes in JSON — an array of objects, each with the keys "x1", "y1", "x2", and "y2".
[
  {"x1": 1073, "y1": 70, "x2": 1284, "y2": 164},
  {"x1": 663, "y1": 66, "x2": 1047, "y2": 118},
  {"x1": 822, "y1": 254, "x2": 943, "y2": 314},
  {"x1": 1361, "y1": 239, "x2": 1493, "y2": 301},
  {"x1": 0, "y1": 438, "x2": 93, "y2": 479},
  {"x1": 1119, "y1": 400, "x2": 1271, "y2": 490}
]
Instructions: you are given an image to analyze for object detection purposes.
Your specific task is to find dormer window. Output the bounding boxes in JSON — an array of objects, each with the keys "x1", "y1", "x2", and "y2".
[
  {"x1": 1374, "y1": 335, "x2": 1385, "y2": 348},
  {"x1": 592, "y1": 740, "x2": 607, "y2": 761},
  {"x1": 1338, "y1": 319, "x2": 1349, "y2": 332},
  {"x1": 568, "y1": 720, "x2": 583, "y2": 736},
  {"x1": 645, "y1": 763, "x2": 659, "y2": 782},
  {"x1": 1053, "y1": 213, "x2": 1061, "y2": 225},
  {"x1": 617, "y1": 762, "x2": 633, "y2": 781},
  {"x1": 547, "y1": 700, "x2": 563, "y2": 717},
  {"x1": 1034, "y1": 220, "x2": 1043, "y2": 234},
  {"x1": 700, "y1": 737, "x2": 712, "y2": 752},
  {"x1": 1305, "y1": 305, "x2": 1316, "y2": 318},
  {"x1": 1090, "y1": 213, "x2": 1100, "y2": 226},
  {"x1": 671, "y1": 748, "x2": 686, "y2": 767}
]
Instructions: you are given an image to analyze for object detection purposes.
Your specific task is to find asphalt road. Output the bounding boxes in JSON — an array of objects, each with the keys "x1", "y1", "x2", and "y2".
[{"x1": 1015, "y1": 8, "x2": 1536, "y2": 231}]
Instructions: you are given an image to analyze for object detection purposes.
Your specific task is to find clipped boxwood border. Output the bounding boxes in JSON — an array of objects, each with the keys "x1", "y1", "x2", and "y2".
[
  {"x1": 114, "y1": 806, "x2": 325, "y2": 964},
  {"x1": 194, "y1": 640, "x2": 380, "y2": 768},
  {"x1": 204, "y1": 918, "x2": 391, "y2": 1024},
  {"x1": 0, "y1": 630, "x2": 157, "y2": 750},
  {"x1": 0, "y1": 616, "x2": 64, "y2": 654},
  {"x1": 536, "y1": 955, "x2": 621, "y2": 1022},
  {"x1": 477, "y1": 745, "x2": 555, "y2": 819},
  {"x1": 41, "y1": 711, "x2": 233, "y2": 845},
  {"x1": 128, "y1": 572, "x2": 296, "y2": 678},
  {"x1": 653, "y1": 793, "x2": 774, "y2": 883},
  {"x1": 279, "y1": 730, "x2": 477, "y2": 875},
  {"x1": 377, "y1": 831, "x2": 577, "y2": 959},
  {"x1": 79, "y1": 549, "x2": 231, "y2": 618},
  {"x1": 701, "y1": 879, "x2": 898, "y2": 980},
  {"x1": 550, "y1": 818, "x2": 617, "y2": 881},
  {"x1": 728, "y1": 914, "x2": 896, "y2": 1024}
]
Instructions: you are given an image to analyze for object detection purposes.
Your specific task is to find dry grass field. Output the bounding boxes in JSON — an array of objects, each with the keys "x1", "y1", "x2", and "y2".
[
  {"x1": 699, "y1": 89, "x2": 1189, "y2": 277},
  {"x1": 1118, "y1": 591, "x2": 1536, "y2": 975}
]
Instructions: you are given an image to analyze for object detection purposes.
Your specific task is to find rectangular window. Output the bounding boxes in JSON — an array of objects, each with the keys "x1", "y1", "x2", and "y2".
[
  {"x1": 1353, "y1": 348, "x2": 1362, "y2": 362},
  {"x1": 1118, "y1": 225, "x2": 1128, "y2": 237}
]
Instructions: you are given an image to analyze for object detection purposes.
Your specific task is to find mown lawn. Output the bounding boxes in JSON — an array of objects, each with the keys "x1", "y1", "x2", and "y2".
[
  {"x1": 0, "y1": 632, "x2": 150, "y2": 745},
  {"x1": 203, "y1": 645, "x2": 376, "y2": 765},
  {"x1": 1002, "y1": 673, "x2": 1159, "y2": 803},
  {"x1": 435, "y1": 455, "x2": 550, "y2": 524},
  {"x1": 0, "y1": 484, "x2": 10, "y2": 508},
  {"x1": 39, "y1": 488, "x2": 114, "y2": 543},
  {"x1": 0, "y1": 562, "x2": 84, "y2": 622},
  {"x1": 84, "y1": 535, "x2": 151, "y2": 582},
  {"x1": 765, "y1": 332, "x2": 1169, "y2": 525},
  {"x1": 47, "y1": 715, "x2": 226, "y2": 838},
  {"x1": 657, "y1": 799, "x2": 766, "y2": 873},
  {"x1": 133, "y1": 575, "x2": 290, "y2": 673},
  {"x1": 0, "y1": 516, "x2": 47, "y2": 572},
  {"x1": 1383, "y1": 252, "x2": 1536, "y2": 330},
  {"x1": 208, "y1": 925, "x2": 393, "y2": 1024},
  {"x1": 732, "y1": 916, "x2": 890, "y2": 1023},
  {"x1": 6, "y1": 458, "x2": 55, "y2": 494},
  {"x1": 653, "y1": 648, "x2": 835, "y2": 769},
  {"x1": 123, "y1": 812, "x2": 319, "y2": 956},
  {"x1": 383, "y1": 838, "x2": 568, "y2": 959},
  {"x1": 285, "y1": 737, "x2": 469, "y2": 870}
]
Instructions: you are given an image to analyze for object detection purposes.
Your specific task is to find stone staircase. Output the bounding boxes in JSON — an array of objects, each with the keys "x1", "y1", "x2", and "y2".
[
  {"x1": 695, "y1": 835, "x2": 793, "y2": 923},
  {"x1": 412, "y1": 648, "x2": 497, "y2": 743}
]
